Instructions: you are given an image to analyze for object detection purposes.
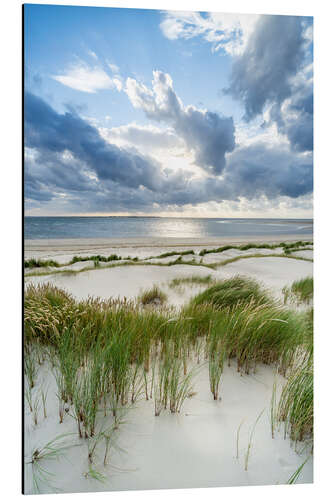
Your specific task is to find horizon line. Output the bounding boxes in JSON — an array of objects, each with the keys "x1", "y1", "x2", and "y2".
[{"x1": 24, "y1": 214, "x2": 313, "y2": 220}]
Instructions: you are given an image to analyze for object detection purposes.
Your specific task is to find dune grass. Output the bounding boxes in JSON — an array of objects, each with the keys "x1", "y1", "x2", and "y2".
[
  {"x1": 283, "y1": 244, "x2": 313, "y2": 255},
  {"x1": 24, "y1": 348, "x2": 37, "y2": 388},
  {"x1": 145, "y1": 249, "x2": 195, "y2": 260},
  {"x1": 24, "y1": 240, "x2": 313, "y2": 271},
  {"x1": 199, "y1": 240, "x2": 312, "y2": 257},
  {"x1": 244, "y1": 409, "x2": 265, "y2": 471},
  {"x1": 190, "y1": 276, "x2": 272, "y2": 310},
  {"x1": 25, "y1": 279, "x2": 312, "y2": 382},
  {"x1": 210, "y1": 252, "x2": 313, "y2": 270},
  {"x1": 24, "y1": 258, "x2": 61, "y2": 269},
  {"x1": 286, "y1": 456, "x2": 310, "y2": 484},
  {"x1": 283, "y1": 277, "x2": 313, "y2": 305},
  {"x1": 277, "y1": 358, "x2": 313, "y2": 444},
  {"x1": 26, "y1": 433, "x2": 79, "y2": 493},
  {"x1": 41, "y1": 386, "x2": 48, "y2": 419},
  {"x1": 25, "y1": 253, "x2": 125, "y2": 270},
  {"x1": 24, "y1": 250, "x2": 195, "y2": 271},
  {"x1": 24, "y1": 251, "x2": 312, "y2": 279},
  {"x1": 153, "y1": 340, "x2": 196, "y2": 415},
  {"x1": 210, "y1": 302, "x2": 304, "y2": 376},
  {"x1": 84, "y1": 466, "x2": 107, "y2": 483},
  {"x1": 32, "y1": 393, "x2": 40, "y2": 426},
  {"x1": 24, "y1": 276, "x2": 313, "y2": 488},
  {"x1": 236, "y1": 419, "x2": 245, "y2": 460},
  {"x1": 69, "y1": 254, "x2": 122, "y2": 264},
  {"x1": 25, "y1": 279, "x2": 312, "y2": 379},
  {"x1": 168, "y1": 275, "x2": 214, "y2": 289},
  {"x1": 25, "y1": 386, "x2": 33, "y2": 413},
  {"x1": 24, "y1": 256, "x2": 215, "y2": 278},
  {"x1": 207, "y1": 322, "x2": 225, "y2": 400},
  {"x1": 24, "y1": 240, "x2": 313, "y2": 274},
  {"x1": 138, "y1": 285, "x2": 167, "y2": 306}
]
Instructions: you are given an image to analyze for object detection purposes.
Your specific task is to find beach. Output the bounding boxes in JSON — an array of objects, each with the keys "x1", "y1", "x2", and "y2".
[
  {"x1": 25, "y1": 236, "x2": 313, "y2": 303},
  {"x1": 22, "y1": 5, "x2": 315, "y2": 495},
  {"x1": 24, "y1": 236, "x2": 313, "y2": 494},
  {"x1": 25, "y1": 234, "x2": 313, "y2": 262}
]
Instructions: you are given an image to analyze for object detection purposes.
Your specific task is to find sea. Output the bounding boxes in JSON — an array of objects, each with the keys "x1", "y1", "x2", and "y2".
[{"x1": 24, "y1": 217, "x2": 313, "y2": 240}]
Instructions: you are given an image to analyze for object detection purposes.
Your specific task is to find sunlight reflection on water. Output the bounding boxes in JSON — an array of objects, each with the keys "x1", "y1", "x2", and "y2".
[
  {"x1": 149, "y1": 218, "x2": 207, "y2": 238},
  {"x1": 25, "y1": 216, "x2": 313, "y2": 240}
]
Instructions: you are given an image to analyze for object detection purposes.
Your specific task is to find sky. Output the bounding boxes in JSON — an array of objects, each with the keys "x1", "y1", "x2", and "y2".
[{"x1": 24, "y1": 5, "x2": 313, "y2": 218}]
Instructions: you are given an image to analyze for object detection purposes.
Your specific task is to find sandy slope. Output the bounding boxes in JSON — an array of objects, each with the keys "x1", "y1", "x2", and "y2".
[
  {"x1": 24, "y1": 359, "x2": 313, "y2": 494},
  {"x1": 24, "y1": 235, "x2": 313, "y2": 263},
  {"x1": 25, "y1": 257, "x2": 313, "y2": 306},
  {"x1": 24, "y1": 237, "x2": 313, "y2": 493}
]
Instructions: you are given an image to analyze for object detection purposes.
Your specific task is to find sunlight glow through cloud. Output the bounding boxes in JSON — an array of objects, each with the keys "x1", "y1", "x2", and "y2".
[{"x1": 25, "y1": 6, "x2": 313, "y2": 217}]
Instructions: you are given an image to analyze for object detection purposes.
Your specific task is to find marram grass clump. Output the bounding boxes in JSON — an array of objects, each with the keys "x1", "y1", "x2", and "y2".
[
  {"x1": 69, "y1": 254, "x2": 122, "y2": 264},
  {"x1": 190, "y1": 276, "x2": 272, "y2": 310},
  {"x1": 145, "y1": 249, "x2": 195, "y2": 260},
  {"x1": 138, "y1": 285, "x2": 167, "y2": 306},
  {"x1": 24, "y1": 283, "x2": 78, "y2": 344},
  {"x1": 277, "y1": 359, "x2": 313, "y2": 444},
  {"x1": 24, "y1": 277, "x2": 314, "y2": 484},
  {"x1": 24, "y1": 258, "x2": 61, "y2": 269},
  {"x1": 283, "y1": 277, "x2": 313, "y2": 305},
  {"x1": 169, "y1": 275, "x2": 214, "y2": 289},
  {"x1": 198, "y1": 240, "x2": 312, "y2": 257},
  {"x1": 206, "y1": 302, "x2": 305, "y2": 376}
]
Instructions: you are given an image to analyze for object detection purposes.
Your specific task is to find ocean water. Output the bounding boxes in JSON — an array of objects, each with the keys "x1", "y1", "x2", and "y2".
[{"x1": 24, "y1": 217, "x2": 313, "y2": 240}]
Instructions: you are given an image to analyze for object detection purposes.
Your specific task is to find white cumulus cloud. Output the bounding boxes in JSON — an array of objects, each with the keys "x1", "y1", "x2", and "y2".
[
  {"x1": 100, "y1": 123, "x2": 184, "y2": 152},
  {"x1": 160, "y1": 11, "x2": 259, "y2": 56},
  {"x1": 124, "y1": 70, "x2": 235, "y2": 175},
  {"x1": 52, "y1": 62, "x2": 122, "y2": 93}
]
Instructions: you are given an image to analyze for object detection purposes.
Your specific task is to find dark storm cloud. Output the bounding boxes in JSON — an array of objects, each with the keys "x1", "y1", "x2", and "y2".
[
  {"x1": 25, "y1": 148, "x2": 163, "y2": 212},
  {"x1": 157, "y1": 143, "x2": 313, "y2": 206},
  {"x1": 27, "y1": 149, "x2": 100, "y2": 194},
  {"x1": 25, "y1": 92, "x2": 165, "y2": 192},
  {"x1": 125, "y1": 71, "x2": 235, "y2": 175},
  {"x1": 269, "y1": 77, "x2": 313, "y2": 152},
  {"x1": 223, "y1": 143, "x2": 313, "y2": 199},
  {"x1": 24, "y1": 170, "x2": 55, "y2": 202},
  {"x1": 225, "y1": 15, "x2": 310, "y2": 121}
]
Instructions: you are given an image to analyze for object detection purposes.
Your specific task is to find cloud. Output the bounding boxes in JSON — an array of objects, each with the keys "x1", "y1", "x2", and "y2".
[
  {"x1": 160, "y1": 13, "x2": 313, "y2": 153},
  {"x1": 52, "y1": 61, "x2": 122, "y2": 93},
  {"x1": 108, "y1": 62, "x2": 120, "y2": 74},
  {"x1": 25, "y1": 169, "x2": 55, "y2": 202},
  {"x1": 222, "y1": 143, "x2": 313, "y2": 199},
  {"x1": 160, "y1": 11, "x2": 259, "y2": 55},
  {"x1": 225, "y1": 15, "x2": 311, "y2": 122},
  {"x1": 100, "y1": 123, "x2": 184, "y2": 151},
  {"x1": 24, "y1": 92, "x2": 167, "y2": 192},
  {"x1": 268, "y1": 64, "x2": 313, "y2": 152},
  {"x1": 154, "y1": 142, "x2": 313, "y2": 207},
  {"x1": 24, "y1": 92, "x2": 312, "y2": 215},
  {"x1": 87, "y1": 50, "x2": 98, "y2": 60},
  {"x1": 125, "y1": 70, "x2": 235, "y2": 175}
]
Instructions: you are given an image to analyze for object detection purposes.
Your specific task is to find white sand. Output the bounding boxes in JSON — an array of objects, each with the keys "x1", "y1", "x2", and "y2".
[
  {"x1": 25, "y1": 265, "x2": 214, "y2": 308},
  {"x1": 24, "y1": 235, "x2": 313, "y2": 264},
  {"x1": 290, "y1": 250, "x2": 313, "y2": 259},
  {"x1": 214, "y1": 257, "x2": 313, "y2": 302},
  {"x1": 25, "y1": 256, "x2": 313, "y2": 306},
  {"x1": 24, "y1": 237, "x2": 313, "y2": 493},
  {"x1": 24, "y1": 359, "x2": 313, "y2": 494}
]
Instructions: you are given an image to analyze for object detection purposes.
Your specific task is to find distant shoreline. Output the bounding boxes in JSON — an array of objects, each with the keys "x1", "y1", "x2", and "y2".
[
  {"x1": 24, "y1": 215, "x2": 314, "y2": 220},
  {"x1": 24, "y1": 216, "x2": 313, "y2": 241},
  {"x1": 25, "y1": 234, "x2": 313, "y2": 252}
]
